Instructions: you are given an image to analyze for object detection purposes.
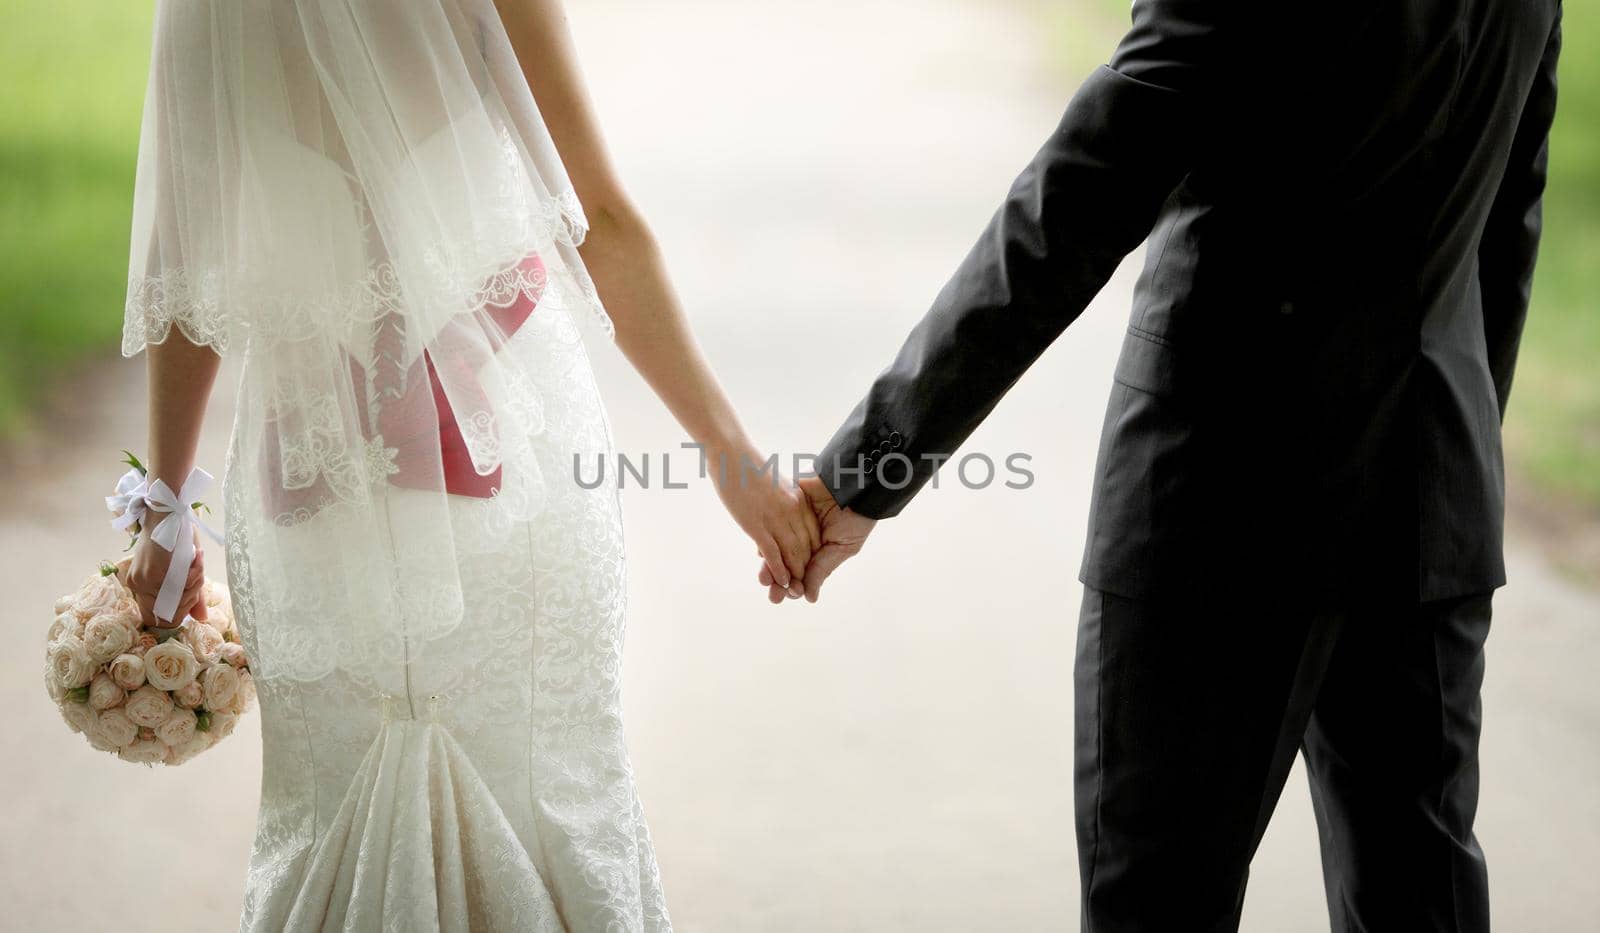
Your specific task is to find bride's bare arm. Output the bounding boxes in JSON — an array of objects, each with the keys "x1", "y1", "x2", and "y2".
[
  {"x1": 146, "y1": 333, "x2": 220, "y2": 489},
  {"x1": 495, "y1": 0, "x2": 817, "y2": 597},
  {"x1": 124, "y1": 331, "x2": 220, "y2": 624}
]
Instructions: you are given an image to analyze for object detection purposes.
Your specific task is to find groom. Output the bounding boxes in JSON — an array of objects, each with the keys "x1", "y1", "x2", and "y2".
[{"x1": 771, "y1": 0, "x2": 1563, "y2": 929}]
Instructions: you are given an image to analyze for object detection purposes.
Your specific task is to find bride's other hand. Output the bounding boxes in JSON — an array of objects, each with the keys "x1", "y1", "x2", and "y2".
[
  {"x1": 714, "y1": 452, "x2": 819, "y2": 600},
  {"x1": 121, "y1": 524, "x2": 209, "y2": 628},
  {"x1": 135, "y1": 328, "x2": 221, "y2": 628}
]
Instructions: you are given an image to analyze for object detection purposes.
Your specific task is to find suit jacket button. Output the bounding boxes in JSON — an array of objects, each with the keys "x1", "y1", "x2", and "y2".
[
  {"x1": 878, "y1": 440, "x2": 893, "y2": 453},
  {"x1": 889, "y1": 432, "x2": 903, "y2": 448}
]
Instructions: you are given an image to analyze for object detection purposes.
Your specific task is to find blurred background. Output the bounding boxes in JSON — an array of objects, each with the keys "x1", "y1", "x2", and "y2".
[{"x1": 2, "y1": 0, "x2": 1596, "y2": 929}]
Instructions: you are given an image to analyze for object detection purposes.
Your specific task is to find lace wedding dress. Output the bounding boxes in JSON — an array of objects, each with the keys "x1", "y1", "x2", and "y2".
[{"x1": 121, "y1": 2, "x2": 670, "y2": 929}]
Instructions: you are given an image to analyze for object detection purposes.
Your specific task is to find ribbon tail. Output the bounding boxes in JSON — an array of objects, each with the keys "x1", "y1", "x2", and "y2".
[
  {"x1": 153, "y1": 518, "x2": 194, "y2": 623},
  {"x1": 197, "y1": 517, "x2": 225, "y2": 546}
]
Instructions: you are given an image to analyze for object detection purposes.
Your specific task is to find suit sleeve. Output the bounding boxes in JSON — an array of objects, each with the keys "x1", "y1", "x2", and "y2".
[
  {"x1": 815, "y1": 0, "x2": 1228, "y2": 519},
  {"x1": 1479, "y1": 13, "x2": 1561, "y2": 422}
]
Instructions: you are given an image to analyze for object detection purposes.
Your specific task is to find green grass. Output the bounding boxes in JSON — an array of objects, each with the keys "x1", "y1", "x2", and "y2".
[
  {"x1": 0, "y1": 1, "x2": 153, "y2": 434},
  {"x1": 1039, "y1": 0, "x2": 1129, "y2": 83},
  {"x1": 1506, "y1": 0, "x2": 1600, "y2": 507}
]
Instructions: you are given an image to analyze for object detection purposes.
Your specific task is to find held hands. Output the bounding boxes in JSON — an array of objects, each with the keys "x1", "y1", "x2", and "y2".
[
  {"x1": 758, "y1": 476, "x2": 875, "y2": 604},
  {"x1": 714, "y1": 450, "x2": 820, "y2": 600}
]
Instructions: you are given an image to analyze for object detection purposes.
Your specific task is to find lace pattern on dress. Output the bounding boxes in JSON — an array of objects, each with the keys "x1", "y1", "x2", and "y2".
[
  {"x1": 226, "y1": 298, "x2": 670, "y2": 930},
  {"x1": 121, "y1": 198, "x2": 611, "y2": 358}
]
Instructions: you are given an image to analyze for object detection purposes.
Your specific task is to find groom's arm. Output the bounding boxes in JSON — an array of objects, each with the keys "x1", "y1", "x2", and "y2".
[
  {"x1": 1479, "y1": 12, "x2": 1561, "y2": 422},
  {"x1": 816, "y1": 0, "x2": 1229, "y2": 519}
]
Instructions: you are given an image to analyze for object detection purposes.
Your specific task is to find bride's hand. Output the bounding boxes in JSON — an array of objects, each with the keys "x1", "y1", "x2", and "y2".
[
  {"x1": 120, "y1": 523, "x2": 210, "y2": 628},
  {"x1": 712, "y1": 452, "x2": 819, "y2": 600}
]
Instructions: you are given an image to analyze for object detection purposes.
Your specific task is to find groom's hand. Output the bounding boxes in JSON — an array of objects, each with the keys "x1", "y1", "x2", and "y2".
[{"x1": 759, "y1": 476, "x2": 875, "y2": 604}]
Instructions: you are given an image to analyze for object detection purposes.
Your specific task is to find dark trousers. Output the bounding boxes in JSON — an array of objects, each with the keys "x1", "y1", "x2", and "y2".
[{"x1": 1074, "y1": 587, "x2": 1493, "y2": 932}]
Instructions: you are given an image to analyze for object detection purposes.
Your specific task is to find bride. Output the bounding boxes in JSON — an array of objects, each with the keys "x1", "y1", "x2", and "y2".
[{"x1": 116, "y1": 0, "x2": 818, "y2": 929}]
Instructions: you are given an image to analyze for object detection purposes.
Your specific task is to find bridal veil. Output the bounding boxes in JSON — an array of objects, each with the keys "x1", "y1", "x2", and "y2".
[{"x1": 122, "y1": 0, "x2": 613, "y2": 687}]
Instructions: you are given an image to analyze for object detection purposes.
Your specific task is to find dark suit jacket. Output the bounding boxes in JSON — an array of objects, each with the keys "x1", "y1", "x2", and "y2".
[{"x1": 817, "y1": 0, "x2": 1562, "y2": 601}]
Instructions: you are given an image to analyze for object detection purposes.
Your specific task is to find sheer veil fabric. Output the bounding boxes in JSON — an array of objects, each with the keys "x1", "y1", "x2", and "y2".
[{"x1": 122, "y1": 1, "x2": 670, "y2": 928}]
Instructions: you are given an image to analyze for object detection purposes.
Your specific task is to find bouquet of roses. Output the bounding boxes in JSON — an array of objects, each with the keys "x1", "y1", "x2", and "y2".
[{"x1": 43, "y1": 453, "x2": 252, "y2": 765}]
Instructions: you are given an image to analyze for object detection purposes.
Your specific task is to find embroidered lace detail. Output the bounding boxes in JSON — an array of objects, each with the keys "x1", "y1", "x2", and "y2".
[
  {"x1": 362, "y1": 436, "x2": 400, "y2": 486},
  {"x1": 122, "y1": 218, "x2": 612, "y2": 358},
  {"x1": 225, "y1": 299, "x2": 669, "y2": 929}
]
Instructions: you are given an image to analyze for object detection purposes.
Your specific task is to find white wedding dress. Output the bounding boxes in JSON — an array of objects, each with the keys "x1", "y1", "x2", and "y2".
[{"x1": 121, "y1": 1, "x2": 671, "y2": 929}]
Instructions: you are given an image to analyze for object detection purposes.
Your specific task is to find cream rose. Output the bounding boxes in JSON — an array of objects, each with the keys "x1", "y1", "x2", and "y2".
[
  {"x1": 53, "y1": 593, "x2": 75, "y2": 615},
  {"x1": 211, "y1": 605, "x2": 237, "y2": 638},
  {"x1": 59, "y1": 700, "x2": 97, "y2": 735},
  {"x1": 88, "y1": 673, "x2": 126, "y2": 710},
  {"x1": 43, "y1": 662, "x2": 68, "y2": 702},
  {"x1": 143, "y1": 640, "x2": 198, "y2": 691},
  {"x1": 202, "y1": 580, "x2": 228, "y2": 609},
  {"x1": 230, "y1": 670, "x2": 257, "y2": 714},
  {"x1": 105, "y1": 606, "x2": 144, "y2": 640},
  {"x1": 82, "y1": 616, "x2": 134, "y2": 665},
  {"x1": 110, "y1": 591, "x2": 141, "y2": 619},
  {"x1": 184, "y1": 622, "x2": 224, "y2": 666},
  {"x1": 97, "y1": 708, "x2": 139, "y2": 747},
  {"x1": 72, "y1": 575, "x2": 122, "y2": 620},
  {"x1": 173, "y1": 681, "x2": 204, "y2": 709},
  {"x1": 168, "y1": 731, "x2": 214, "y2": 766},
  {"x1": 124, "y1": 685, "x2": 175, "y2": 729},
  {"x1": 132, "y1": 631, "x2": 159, "y2": 656},
  {"x1": 107, "y1": 653, "x2": 146, "y2": 691},
  {"x1": 209, "y1": 711, "x2": 240, "y2": 739},
  {"x1": 202, "y1": 664, "x2": 240, "y2": 711},
  {"x1": 120, "y1": 737, "x2": 168, "y2": 765},
  {"x1": 219, "y1": 643, "x2": 248, "y2": 669},
  {"x1": 46, "y1": 612, "x2": 77, "y2": 644},
  {"x1": 48, "y1": 635, "x2": 95, "y2": 689},
  {"x1": 155, "y1": 708, "x2": 198, "y2": 747},
  {"x1": 85, "y1": 728, "x2": 121, "y2": 753}
]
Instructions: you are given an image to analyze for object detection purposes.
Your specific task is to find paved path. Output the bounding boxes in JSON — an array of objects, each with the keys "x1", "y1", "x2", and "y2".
[{"x1": 3, "y1": 2, "x2": 1597, "y2": 929}]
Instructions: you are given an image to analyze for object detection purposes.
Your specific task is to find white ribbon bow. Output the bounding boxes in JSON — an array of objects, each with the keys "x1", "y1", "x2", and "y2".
[
  {"x1": 105, "y1": 468, "x2": 149, "y2": 534},
  {"x1": 144, "y1": 467, "x2": 225, "y2": 623}
]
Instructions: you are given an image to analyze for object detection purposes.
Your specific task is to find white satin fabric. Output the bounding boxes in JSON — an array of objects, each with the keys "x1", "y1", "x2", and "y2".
[{"x1": 122, "y1": 1, "x2": 670, "y2": 928}]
